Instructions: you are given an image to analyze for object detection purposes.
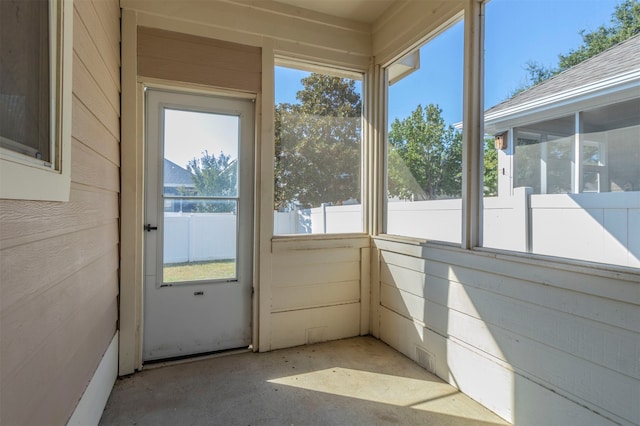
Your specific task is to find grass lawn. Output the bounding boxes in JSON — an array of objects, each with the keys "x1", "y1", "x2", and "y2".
[{"x1": 164, "y1": 259, "x2": 236, "y2": 283}]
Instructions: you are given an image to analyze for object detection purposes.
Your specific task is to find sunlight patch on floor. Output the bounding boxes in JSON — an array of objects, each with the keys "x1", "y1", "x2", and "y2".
[{"x1": 268, "y1": 367, "x2": 506, "y2": 424}]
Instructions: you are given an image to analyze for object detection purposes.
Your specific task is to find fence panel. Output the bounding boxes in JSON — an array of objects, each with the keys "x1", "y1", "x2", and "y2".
[
  {"x1": 529, "y1": 192, "x2": 640, "y2": 268},
  {"x1": 164, "y1": 213, "x2": 236, "y2": 263},
  {"x1": 168, "y1": 192, "x2": 640, "y2": 268},
  {"x1": 164, "y1": 215, "x2": 190, "y2": 263}
]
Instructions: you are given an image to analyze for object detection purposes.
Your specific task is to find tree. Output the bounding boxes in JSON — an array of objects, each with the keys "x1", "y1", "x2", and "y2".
[
  {"x1": 559, "y1": 0, "x2": 640, "y2": 69},
  {"x1": 483, "y1": 137, "x2": 498, "y2": 196},
  {"x1": 274, "y1": 74, "x2": 362, "y2": 210},
  {"x1": 514, "y1": 0, "x2": 640, "y2": 94},
  {"x1": 387, "y1": 104, "x2": 462, "y2": 200},
  {"x1": 186, "y1": 150, "x2": 237, "y2": 212},
  {"x1": 388, "y1": 104, "x2": 499, "y2": 200}
]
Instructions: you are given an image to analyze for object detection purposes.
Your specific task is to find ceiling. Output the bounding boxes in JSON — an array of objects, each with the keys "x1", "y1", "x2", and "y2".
[{"x1": 273, "y1": 0, "x2": 396, "y2": 24}]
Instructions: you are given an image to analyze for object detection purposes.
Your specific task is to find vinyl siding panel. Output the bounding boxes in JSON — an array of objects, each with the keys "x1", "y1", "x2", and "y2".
[
  {"x1": 138, "y1": 27, "x2": 262, "y2": 92},
  {"x1": 0, "y1": 0, "x2": 121, "y2": 424}
]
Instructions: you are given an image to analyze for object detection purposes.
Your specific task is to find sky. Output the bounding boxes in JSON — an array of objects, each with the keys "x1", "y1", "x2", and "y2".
[
  {"x1": 165, "y1": 0, "x2": 622, "y2": 169},
  {"x1": 275, "y1": 0, "x2": 621, "y2": 126},
  {"x1": 164, "y1": 109, "x2": 239, "y2": 169}
]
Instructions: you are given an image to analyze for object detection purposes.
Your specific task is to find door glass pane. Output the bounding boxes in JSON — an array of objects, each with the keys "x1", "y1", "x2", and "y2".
[
  {"x1": 162, "y1": 108, "x2": 239, "y2": 283},
  {"x1": 163, "y1": 109, "x2": 238, "y2": 197},
  {"x1": 0, "y1": 0, "x2": 50, "y2": 162}
]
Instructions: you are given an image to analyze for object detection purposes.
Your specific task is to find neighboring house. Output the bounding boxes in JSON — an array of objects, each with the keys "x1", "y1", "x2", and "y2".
[
  {"x1": 163, "y1": 158, "x2": 196, "y2": 212},
  {"x1": 163, "y1": 158, "x2": 194, "y2": 195},
  {"x1": 485, "y1": 34, "x2": 640, "y2": 196}
]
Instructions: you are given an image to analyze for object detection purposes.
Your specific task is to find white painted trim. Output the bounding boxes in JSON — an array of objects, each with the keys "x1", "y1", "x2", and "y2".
[
  {"x1": 359, "y1": 246, "x2": 371, "y2": 335},
  {"x1": 141, "y1": 78, "x2": 258, "y2": 100},
  {"x1": 373, "y1": 1, "x2": 464, "y2": 67},
  {"x1": 360, "y1": 64, "x2": 374, "y2": 236},
  {"x1": 122, "y1": 0, "x2": 371, "y2": 65},
  {"x1": 271, "y1": 234, "x2": 370, "y2": 252},
  {"x1": 372, "y1": 237, "x2": 640, "y2": 304},
  {"x1": 258, "y1": 38, "x2": 275, "y2": 352},
  {"x1": 229, "y1": 0, "x2": 372, "y2": 35},
  {"x1": 66, "y1": 332, "x2": 118, "y2": 426},
  {"x1": 275, "y1": 57, "x2": 366, "y2": 79},
  {"x1": 119, "y1": 8, "x2": 144, "y2": 376},
  {"x1": 252, "y1": 92, "x2": 262, "y2": 352},
  {"x1": 461, "y1": 0, "x2": 484, "y2": 249},
  {"x1": 376, "y1": 64, "x2": 386, "y2": 236}
]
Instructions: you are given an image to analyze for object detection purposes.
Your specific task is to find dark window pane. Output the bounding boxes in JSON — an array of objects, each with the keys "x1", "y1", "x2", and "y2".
[{"x1": 0, "y1": 0, "x2": 50, "y2": 162}]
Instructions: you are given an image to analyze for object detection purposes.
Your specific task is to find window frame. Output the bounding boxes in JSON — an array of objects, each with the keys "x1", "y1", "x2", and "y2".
[
  {"x1": 272, "y1": 58, "x2": 367, "y2": 236},
  {"x1": 0, "y1": 0, "x2": 73, "y2": 202},
  {"x1": 380, "y1": 14, "x2": 467, "y2": 243}
]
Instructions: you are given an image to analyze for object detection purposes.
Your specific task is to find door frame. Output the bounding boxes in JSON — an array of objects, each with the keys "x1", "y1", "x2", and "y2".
[
  {"x1": 122, "y1": 76, "x2": 261, "y2": 371},
  {"x1": 120, "y1": 11, "x2": 280, "y2": 375}
]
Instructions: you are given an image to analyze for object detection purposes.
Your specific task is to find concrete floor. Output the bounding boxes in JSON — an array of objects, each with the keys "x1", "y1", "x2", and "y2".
[{"x1": 100, "y1": 336, "x2": 509, "y2": 425}]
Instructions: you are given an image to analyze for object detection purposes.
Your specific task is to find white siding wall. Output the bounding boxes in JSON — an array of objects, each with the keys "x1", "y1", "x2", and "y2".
[
  {"x1": 373, "y1": 238, "x2": 640, "y2": 425},
  {"x1": 269, "y1": 236, "x2": 370, "y2": 350}
]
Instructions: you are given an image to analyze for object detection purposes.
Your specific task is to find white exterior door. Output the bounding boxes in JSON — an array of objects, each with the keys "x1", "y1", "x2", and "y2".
[{"x1": 143, "y1": 89, "x2": 254, "y2": 362}]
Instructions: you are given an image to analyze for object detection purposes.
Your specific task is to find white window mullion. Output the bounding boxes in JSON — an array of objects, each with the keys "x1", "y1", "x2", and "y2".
[
  {"x1": 574, "y1": 111, "x2": 582, "y2": 193},
  {"x1": 461, "y1": 0, "x2": 485, "y2": 249}
]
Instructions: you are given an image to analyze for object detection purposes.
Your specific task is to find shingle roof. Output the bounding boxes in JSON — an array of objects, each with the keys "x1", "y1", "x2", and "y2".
[
  {"x1": 485, "y1": 34, "x2": 640, "y2": 117},
  {"x1": 164, "y1": 159, "x2": 194, "y2": 187}
]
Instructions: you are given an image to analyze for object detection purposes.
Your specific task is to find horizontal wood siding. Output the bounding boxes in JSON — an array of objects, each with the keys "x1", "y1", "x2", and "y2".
[
  {"x1": 270, "y1": 237, "x2": 369, "y2": 350},
  {"x1": 0, "y1": 0, "x2": 121, "y2": 424},
  {"x1": 374, "y1": 238, "x2": 640, "y2": 425},
  {"x1": 138, "y1": 27, "x2": 261, "y2": 92}
]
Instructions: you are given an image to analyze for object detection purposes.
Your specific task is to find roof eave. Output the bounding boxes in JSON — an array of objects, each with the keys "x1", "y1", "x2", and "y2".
[{"x1": 484, "y1": 69, "x2": 640, "y2": 134}]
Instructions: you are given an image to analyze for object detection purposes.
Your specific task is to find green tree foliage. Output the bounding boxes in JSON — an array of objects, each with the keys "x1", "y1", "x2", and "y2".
[
  {"x1": 274, "y1": 73, "x2": 362, "y2": 210},
  {"x1": 514, "y1": 0, "x2": 640, "y2": 95},
  {"x1": 187, "y1": 150, "x2": 237, "y2": 212},
  {"x1": 559, "y1": 0, "x2": 640, "y2": 69},
  {"x1": 483, "y1": 137, "x2": 498, "y2": 196},
  {"x1": 388, "y1": 104, "x2": 499, "y2": 199},
  {"x1": 387, "y1": 104, "x2": 462, "y2": 200}
]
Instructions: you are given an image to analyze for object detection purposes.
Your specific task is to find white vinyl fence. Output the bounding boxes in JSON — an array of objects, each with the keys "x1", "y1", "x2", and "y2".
[
  {"x1": 527, "y1": 191, "x2": 640, "y2": 267},
  {"x1": 164, "y1": 191, "x2": 639, "y2": 268},
  {"x1": 164, "y1": 212, "x2": 236, "y2": 263},
  {"x1": 483, "y1": 188, "x2": 639, "y2": 267},
  {"x1": 273, "y1": 204, "x2": 363, "y2": 234},
  {"x1": 273, "y1": 188, "x2": 640, "y2": 268}
]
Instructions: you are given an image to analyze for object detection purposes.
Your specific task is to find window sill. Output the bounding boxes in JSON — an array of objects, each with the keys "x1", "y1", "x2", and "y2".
[
  {"x1": 0, "y1": 155, "x2": 71, "y2": 201},
  {"x1": 271, "y1": 233, "x2": 370, "y2": 252}
]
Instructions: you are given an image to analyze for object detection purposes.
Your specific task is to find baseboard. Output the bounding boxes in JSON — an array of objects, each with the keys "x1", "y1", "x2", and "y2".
[{"x1": 67, "y1": 332, "x2": 119, "y2": 426}]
